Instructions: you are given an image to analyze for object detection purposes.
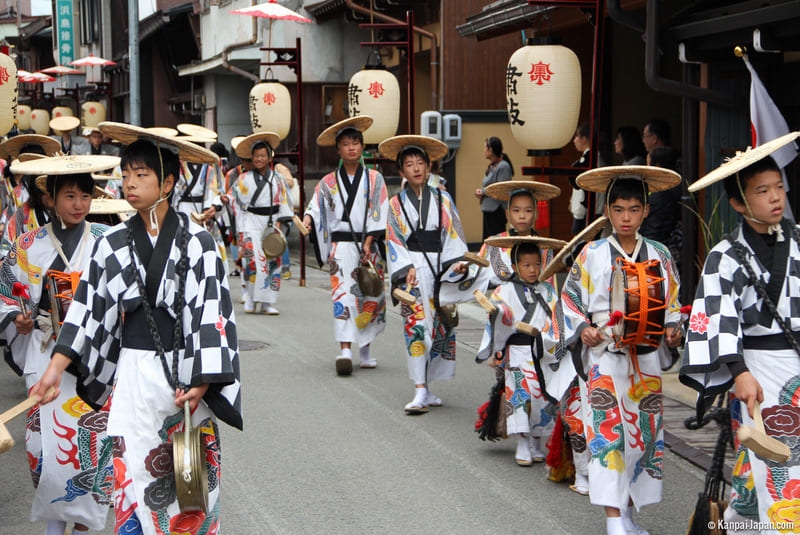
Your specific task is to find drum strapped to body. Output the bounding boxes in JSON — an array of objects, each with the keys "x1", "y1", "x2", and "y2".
[{"x1": 45, "y1": 270, "x2": 81, "y2": 339}]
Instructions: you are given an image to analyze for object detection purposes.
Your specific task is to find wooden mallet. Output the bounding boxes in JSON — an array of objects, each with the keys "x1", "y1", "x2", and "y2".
[
  {"x1": 292, "y1": 215, "x2": 310, "y2": 237},
  {"x1": 392, "y1": 288, "x2": 416, "y2": 306},
  {"x1": 738, "y1": 401, "x2": 791, "y2": 463},
  {"x1": 0, "y1": 387, "x2": 55, "y2": 454},
  {"x1": 463, "y1": 251, "x2": 490, "y2": 268},
  {"x1": 515, "y1": 322, "x2": 540, "y2": 337},
  {"x1": 473, "y1": 289, "x2": 496, "y2": 314}
]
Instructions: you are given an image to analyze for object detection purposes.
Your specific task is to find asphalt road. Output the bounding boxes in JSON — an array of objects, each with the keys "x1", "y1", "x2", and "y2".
[{"x1": 0, "y1": 263, "x2": 706, "y2": 534}]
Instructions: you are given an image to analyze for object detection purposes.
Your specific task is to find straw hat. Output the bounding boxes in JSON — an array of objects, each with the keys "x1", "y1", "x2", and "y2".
[
  {"x1": 146, "y1": 127, "x2": 179, "y2": 137},
  {"x1": 13, "y1": 155, "x2": 120, "y2": 179},
  {"x1": 688, "y1": 131, "x2": 800, "y2": 193},
  {"x1": 484, "y1": 180, "x2": 561, "y2": 202},
  {"x1": 316, "y1": 116, "x2": 373, "y2": 147},
  {"x1": 82, "y1": 126, "x2": 101, "y2": 136},
  {"x1": 576, "y1": 165, "x2": 681, "y2": 193},
  {"x1": 50, "y1": 116, "x2": 81, "y2": 133},
  {"x1": 231, "y1": 136, "x2": 245, "y2": 151},
  {"x1": 177, "y1": 123, "x2": 218, "y2": 140},
  {"x1": 98, "y1": 122, "x2": 219, "y2": 165},
  {"x1": 90, "y1": 198, "x2": 135, "y2": 215},
  {"x1": 483, "y1": 235, "x2": 567, "y2": 249},
  {"x1": 234, "y1": 132, "x2": 280, "y2": 159},
  {"x1": 16, "y1": 153, "x2": 49, "y2": 164},
  {"x1": 378, "y1": 135, "x2": 449, "y2": 162},
  {"x1": 174, "y1": 135, "x2": 215, "y2": 145},
  {"x1": 91, "y1": 172, "x2": 118, "y2": 181},
  {"x1": 0, "y1": 134, "x2": 60, "y2": 160},
  {"x1": 538, "y1": 216, "x2": 609, "y2": 282}
]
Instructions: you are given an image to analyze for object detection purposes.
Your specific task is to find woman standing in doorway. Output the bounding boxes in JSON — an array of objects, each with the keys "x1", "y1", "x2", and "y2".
[{"x1": 475, "y1": 137, "x2": 513, "y2": 239}]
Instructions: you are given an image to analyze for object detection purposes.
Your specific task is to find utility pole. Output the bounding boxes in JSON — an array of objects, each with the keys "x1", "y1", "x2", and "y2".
[{"x1": 128, "y1": 0, "x2": 140, "y2": 125}]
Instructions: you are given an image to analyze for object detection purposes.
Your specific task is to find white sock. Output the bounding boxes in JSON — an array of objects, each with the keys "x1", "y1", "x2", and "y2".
[
  {"x1": 622, "y1": 507, "x2": 646, "y2": 533},
  {"x1": 575, "y1": 472, "x2": 589, "y2": 490},
  {"x1": 359, "y1": 345, "x2": 370, "y2": 359},
  {"x1": 606, "y1": 516, "x2": 627, "y2": 535},
  {"x1": 45, "y1": 520, "x2": 67, "y2": 535},
  {"x1": 412, "y1": 386, "x2": 428, "y2": 404},
  {"x1": 340, "y1": 348, "x2": 352, "y2": 360},
  {"x1": 529, "y1": 435, "x2": 544, "y2": 456},
  {"x1": 73, "y1": 528, "x2": 89, "y2": 534}
]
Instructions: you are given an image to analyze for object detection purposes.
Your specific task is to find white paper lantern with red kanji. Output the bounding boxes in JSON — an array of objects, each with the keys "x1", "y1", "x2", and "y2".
[
  {"x1": 505, "y1": 41, "x2": 581, "y2": 150},
  {"x1": 249, "y1": 82, "x2": 291, "y2": 140},
  {"x1": 17, "y1": 104, "x2": 31, "y2": 130},
  {"x1": 347, "y1": 67, "x2": 399, "y2": 145},
  {"x1": 81, "y1": 101, "x2": 106, "y2": 128},
  {"x1": 51, "y1": 106, "x2": 73, "y2": 119},
  {"x1": 0, "y1": 53, "x2": 16, "y2": 136},
  {"x1": 30, "y1": 109, "x2": 49, "y2": 135}
]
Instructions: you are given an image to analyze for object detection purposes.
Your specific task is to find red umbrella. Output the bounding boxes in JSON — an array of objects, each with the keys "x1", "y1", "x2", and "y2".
[
  {"x1": 40, "y1": 65, "x2": 84, "y2": 75},
  {"x1": 230, "y1": 1, "x2": 312, "y2": 22},
  {"x1": 69, "y1": 54, "x2": 116, "y2": 66},
  {"x1": 21, "y1": 72, "x2": 56, "y2": 83}
]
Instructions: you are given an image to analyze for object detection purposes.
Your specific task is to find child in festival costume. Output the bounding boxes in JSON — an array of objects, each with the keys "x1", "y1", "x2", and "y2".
[
  {"x1": 31, "y1": 122, "x2": 242, "y2": 535},
  {"x1": 1, "y1": 155, "x2": 120, "y2": 535},
  {"x1": 680, "y1": 132, "x2": 800, "y2": 534},
  {"x1": 303, "y1": 116, "x2": 388, "y2": 375},
  {"x1": 476, "y1": 236, "x2": 563, "y2": 465},
  {"x1": 477, "y1": 180, "x2": 561, "y2": 288},
  {"x1": 560, "y1": 166, "x2": 682, "y2": 535},
  {"x1": 382, "y1": 134, "x2": 470, "y2": 413},
  {"x1": 230, "y1": 131, "x2": 293, "y2": 315}
]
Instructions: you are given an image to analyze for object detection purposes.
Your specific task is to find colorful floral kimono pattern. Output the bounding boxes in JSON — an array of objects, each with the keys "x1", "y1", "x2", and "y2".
[
  {"x1": 387, "y1": 186, "x2": 467, "y2": 384},
  {"x1": 1, "y1": 202, "x2": 48, "y2": 258},
  {"x1": 0, "y1": 222, "x2": 113, "y2": 529},
  {"x1": 306, "y1": 168, "x2": 388, "y2": 345},
  {"x1": 52, "y1": 211, "x2": 242, "y2": 535},
  {"x1": 681, "y1": 221, "x2": 800, "y2": 532},
  {"x1": 476, "y1": 279, "x2": 557, "y2": 437},
  {"x1": 476, "y1": 230, "x2": 556, "y2": 290},
  {"x1": 233, "y1": 169, "x2": 292, "y2": 304},
  {"x1": 560, "y1": 235, "x2": 680, "y2": 510}
]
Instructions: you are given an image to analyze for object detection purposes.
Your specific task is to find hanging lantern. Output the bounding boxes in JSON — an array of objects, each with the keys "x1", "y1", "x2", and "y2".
[
  {"x1": 81, "y1": 101, "x2": 106, "y2": 128},
  {"x1": 249, "y1": 80, "x2": 291, "y2": 140},
  {"x1": 505, "y1": 38, "x2": 581, "y2": 151},
  {"x1": 51, "y1": 106, "x2": 74, "y2": 119},
  {"x1": 30, "y1": 109, "x2": 50, "y2": 135},
  {"x1": 0, "y1": 52, "x2": 16, "y2": 136},
  {"x1": 17, "y1": 104, "x2": 31, "y2": 130},
  {"x1": 347, "y1": 63, "x2": 400, "y2": 145}
]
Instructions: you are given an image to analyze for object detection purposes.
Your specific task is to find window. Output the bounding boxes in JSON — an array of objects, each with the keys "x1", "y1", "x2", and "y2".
[{"x1": 80, "y1": 0, "x2": 101, "y2": 45}]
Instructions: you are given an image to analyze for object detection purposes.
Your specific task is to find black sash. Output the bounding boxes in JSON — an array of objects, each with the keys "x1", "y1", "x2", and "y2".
[
  {"x1": 338, "y1": 165, "x2": 363, "y2": 223},
  {"x1": 247, "y1": 205, "x2": 279, "y2": 216},
  {"x1": 180, "y1": 163, "x2": 206, "y2": 203}
]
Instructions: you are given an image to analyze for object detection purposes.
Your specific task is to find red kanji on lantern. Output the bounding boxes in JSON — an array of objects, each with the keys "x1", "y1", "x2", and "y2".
[
  {"x1": 528, "y1": 61, "x2": 554, "y2": 86},
  {"x1": 368, "y1": 81, "x2": 384, "y2": 98},
  {"x1": 89, "y1": 107, "x2": 97, "y2": 114},
  {"x1": 263, "y1": 92, "x2": 276, "y2": 105},
  {"x1": 0, "y1": 66, "x2": 8, "y2": 85}
]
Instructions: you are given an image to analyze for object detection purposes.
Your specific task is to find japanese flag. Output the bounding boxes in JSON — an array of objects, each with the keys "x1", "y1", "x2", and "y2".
[{"x1": 745, "y1": 56, "x2": 797, "y2": 219}]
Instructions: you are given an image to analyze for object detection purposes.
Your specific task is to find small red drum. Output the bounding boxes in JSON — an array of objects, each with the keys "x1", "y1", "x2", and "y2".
[
  {"x1": 45, "y1": 270, "x2": 81, "y2": 339},
  {"x1": 609, "y1": 259, "x2": 666, "y2": 351}
]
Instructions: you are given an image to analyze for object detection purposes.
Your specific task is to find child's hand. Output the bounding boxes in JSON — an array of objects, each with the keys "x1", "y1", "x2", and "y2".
[
  {"x1": 665, "y1": 326, "x2": 682, "y2": 347},
  {"x1": 580, "y1": 326, "x2": 604, "y2": 347},
  {"x1": 734, "y1": 372, "x2": 763, "y2": 419},
  {"x1": 302, "y1": 215, "x2": 313, "y2": 234},
  {"x1": 175, "y1": 384, "x2": 210, "y2": 412},
  {"x1": 14, "y1": 311, "x2": 33, "y2": 335},
  {"x1": 452, "y1": 262, "x2": 467, "y2": 274},
  {"x1": 406, "y1": 268, "x2": 417, "y2": 288},
  {"x1": 486, "y1": 352, "x2": 503, "y2": 368}
]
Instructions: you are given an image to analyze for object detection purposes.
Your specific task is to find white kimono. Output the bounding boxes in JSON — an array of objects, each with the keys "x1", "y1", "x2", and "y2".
[
  {"x1": 305, "y1": 166, "x2": 387, "y2": 345},
  {"x1": 386, "y1": 185, "x2": 467, "y2": 384},
  {"x1": 232, "y1": 168, "x2": 293, "y2": 304},
  {"x1": 560, "y1": 234, "x2": 680, "y2": 510},
  {"x1": 0, "y1": 222, "x2": 112, "y2": 530},
  {"x1": 476, "y1": 279, "x2": 558, "y2": 437},
  {"x1": 681, "y1": 220, "x2": 800, "y2": 532}
]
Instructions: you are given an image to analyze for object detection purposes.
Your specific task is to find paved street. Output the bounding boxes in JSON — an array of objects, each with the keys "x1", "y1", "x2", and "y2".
[{"x1": 0, "y1": 258, "x2": 707, "y2": 534}]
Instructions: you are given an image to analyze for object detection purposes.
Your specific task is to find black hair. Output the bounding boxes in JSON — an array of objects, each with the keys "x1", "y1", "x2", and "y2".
[
  {"x1": 645, "y1": 118, "x2": 671, "y2": 146},
  {"x1": 120, "y1": 140, "x2": 180, "y2": 200},
  {"x1": 486, "y1": 136, "x2": 514, "y2": 176},
  {"x1": 46, "y1": 173, "x2": 94, "y2": 198},
  {"x1": 576, "y1": 122, "x2": 591, "y2": 139},
  {"x1": 335, "y1": 127, "x2": 364, "y2": 147},
  {"x1": 723, "y1": 155, "x2": 781, "y2": 204},
  {"x1": 24, "y1": 176, "x2": 49, "y2": 210},
  {"x1": 510, "y1": 242, "x2": 542, "y2": 264},
  {"x1": 19, "y1": 144, "x2": 46, "y2": 156},
  {"x1": 210, "y1": 142, "x2": 229, "y2": 160},
  {"x1": 616, "y1": 126, "x2": 647, "y2": 160},
  {"x1": 648, "y1": 146, "x2": 679, "y2": 172},
  {"x1": 397, "y1": 145, "x2": 429, "y2": 168},
  {"x1": 251, "y1": 141, "x2": 274, "y2": 159},
  {"x1": 508, "y1": 189, "x2": 536, "y2": 204},
  {"x1": 606, "y1": 177, "x2": 648, "y2": 206}
]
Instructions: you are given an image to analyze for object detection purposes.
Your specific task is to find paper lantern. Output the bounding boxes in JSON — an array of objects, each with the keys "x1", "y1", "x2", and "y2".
[
  {"x1": 30, "y1": 109, "x2": 50, "y2": 135},
  {"x1": 52, "y1": 106, "x2": 74, "y2": 119},
  {"x1": 81, "y1": 101, "x2": 106, "y2": 128},
  {"x1": 505, "y1": 39, "x2": 581, "y2": 151},
  {"x1": 0, "y1": 53, "x2": 16, "y2": 136},
  {"x1": 17, "y1": 104, "x2": 31, "y2": 130},
  {"x1": 249, "y1": 82, "x2": 291, "y2": 141},
  {"x1": 347, "y1": 66, "x2": 399, "y2": 145}
]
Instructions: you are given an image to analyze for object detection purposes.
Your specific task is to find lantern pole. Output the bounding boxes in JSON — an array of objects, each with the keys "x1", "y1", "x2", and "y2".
[{"x1": 260, "y1": 37, "x2": 306, "y2": 287}]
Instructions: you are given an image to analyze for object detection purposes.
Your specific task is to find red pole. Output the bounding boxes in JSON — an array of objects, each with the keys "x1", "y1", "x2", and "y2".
[{"x1": 296, "y1": 37, "x2": 306, "y2": 287}]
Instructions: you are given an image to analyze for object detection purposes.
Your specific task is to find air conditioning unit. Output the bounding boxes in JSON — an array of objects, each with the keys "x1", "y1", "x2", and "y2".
[
  {"x1": 442, "y1": 114, "x2": 461, "y2": 149},
  {"x1": 420, "y1": 110, "x2": 442, "y2": 139}
]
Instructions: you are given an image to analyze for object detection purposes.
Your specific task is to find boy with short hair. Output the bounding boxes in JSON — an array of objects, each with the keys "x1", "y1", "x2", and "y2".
[
  {"x1": 681, "y1": 133, "x2": 800, "y2": 533},
  {"x1": 560, "y1": 167, "x2": 682, "y2": 535},
  {"x1": 476, "y1": 238, "x2": 560, "y2": 465}
]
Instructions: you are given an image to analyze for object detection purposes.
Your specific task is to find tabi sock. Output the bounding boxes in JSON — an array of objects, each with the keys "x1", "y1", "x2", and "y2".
[
  {"x1": 606, "y1": 516, "x2": 627, "y2": 535},
  {"x1": 340, "y1": 348, "x2": 352, "y2": 360},
  {"x1": 621, "y1": 507, "x2": 648, "y2": 535},
  {"x1": 45, "y1": 520, "x2": 67, "y2": 535},
  {"x1": 359, "y1": 345, "x2": 370, "y2": 360}
]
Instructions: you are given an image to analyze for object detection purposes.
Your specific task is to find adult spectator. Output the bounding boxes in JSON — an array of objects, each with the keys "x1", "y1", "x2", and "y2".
[
  {"x1": 614, "y1": 126, "x2": 647, "y2": 165},
  {"x1": 569, "y1": 122, "x2": 606, "y2": 234},
  {"x1": 475, "y1": 136, "x2": 513, "y2": 238},
  {"x1": 640, "y1": 146, "x2": 681, "y2": 245},
  {"x1": 642, "y1": 118, "x2": 670, "y2": 154}
]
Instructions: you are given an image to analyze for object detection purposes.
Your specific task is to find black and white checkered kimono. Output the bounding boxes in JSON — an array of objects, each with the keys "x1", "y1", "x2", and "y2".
[
  {"x1": 681, "y1": 219, "x2": 800, "y2": 529},
  {"x1": 53, "y1": 208, "x2": 241, "y2": 534}
]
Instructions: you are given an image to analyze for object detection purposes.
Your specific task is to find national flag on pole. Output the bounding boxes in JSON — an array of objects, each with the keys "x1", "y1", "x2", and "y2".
[{"x1": 744, "y1": 56, "x2": 797, "y2": 219}]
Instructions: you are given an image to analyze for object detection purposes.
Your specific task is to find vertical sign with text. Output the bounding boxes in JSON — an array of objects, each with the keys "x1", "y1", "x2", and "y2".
[{"x1": 56, "y1": 0, "x2": 74, "y2": 65}]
